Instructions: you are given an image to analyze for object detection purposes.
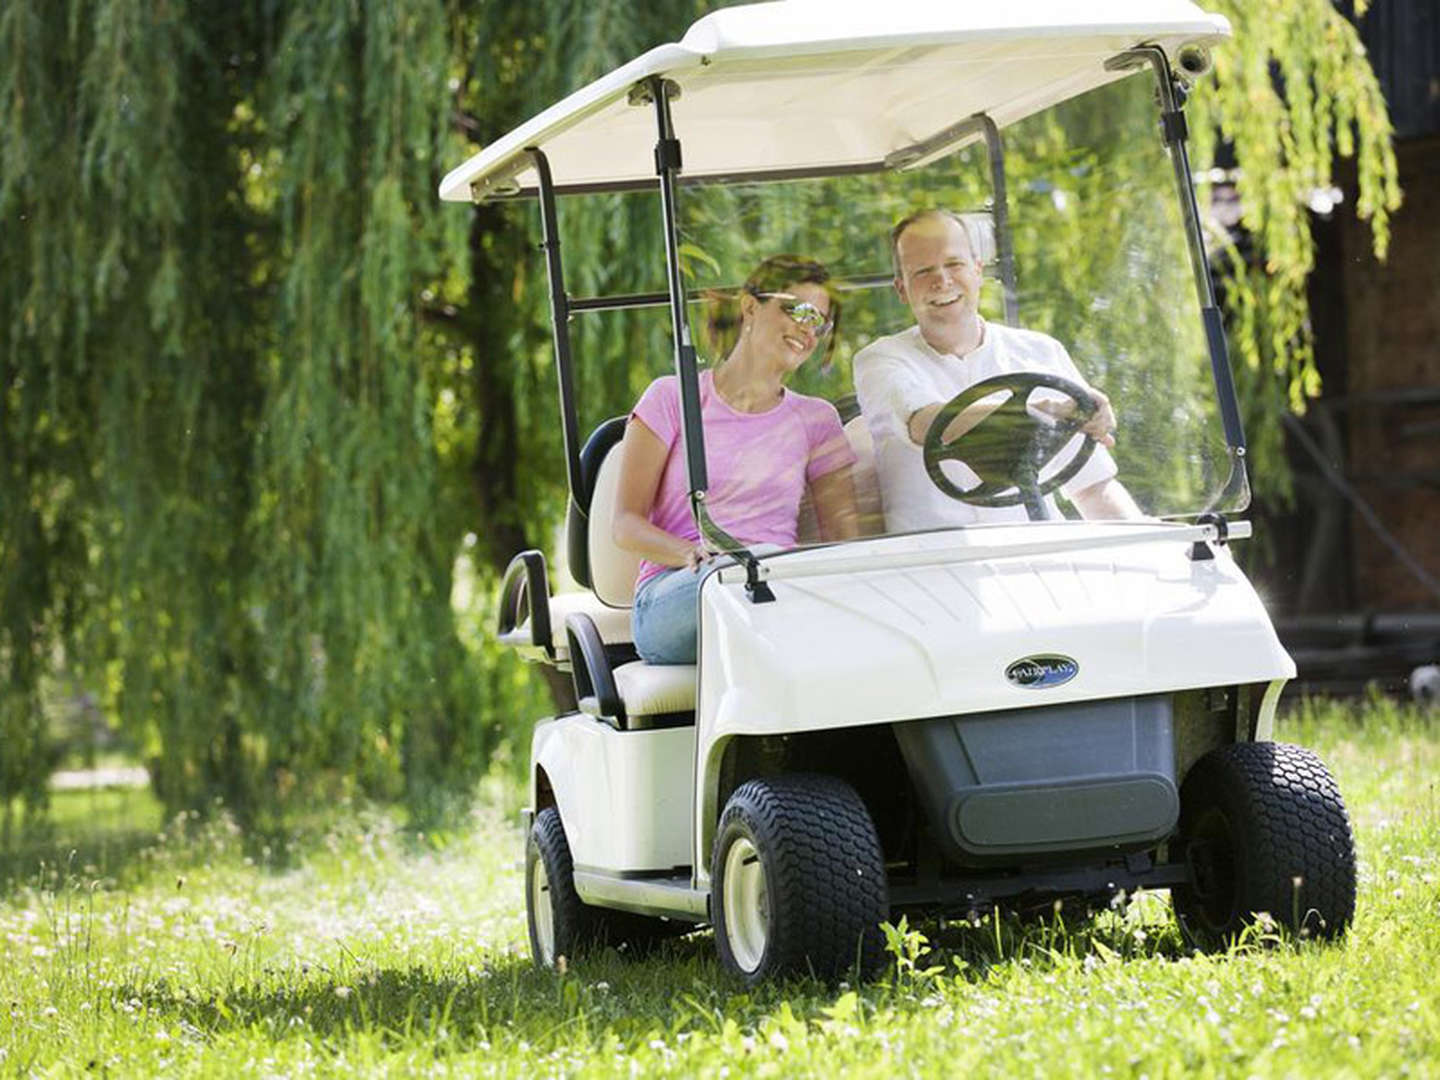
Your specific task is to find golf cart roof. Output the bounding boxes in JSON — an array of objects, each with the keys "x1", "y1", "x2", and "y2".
[{"x1": 440, "y1": 0, "x2": 1229, "y2": 202}]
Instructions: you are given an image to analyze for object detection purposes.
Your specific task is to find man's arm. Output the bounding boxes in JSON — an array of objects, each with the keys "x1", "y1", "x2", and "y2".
[
  {"x1": 1071, "y1": 476, "x2": 1143, "y2": 520},
  {"x1": 853, "y1": 347, "x2": 930, "y2": 441}
]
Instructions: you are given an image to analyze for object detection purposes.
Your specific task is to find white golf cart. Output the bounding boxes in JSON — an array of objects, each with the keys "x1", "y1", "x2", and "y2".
[{"x1": 441, "y1": 1, "x2": 1357, "y2": 983}]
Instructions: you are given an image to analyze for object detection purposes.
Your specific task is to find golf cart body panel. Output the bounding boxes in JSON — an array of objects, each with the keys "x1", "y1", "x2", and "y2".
[
  {"x1": 892, "y1": 694, "x2": 1181, "y2": 865},
  {"x1": 531, "y1": 715, "x2": 695, "y2": 872},
  {"x1": 440, "y1": 1, "x2": 1228, "y2": 200}
]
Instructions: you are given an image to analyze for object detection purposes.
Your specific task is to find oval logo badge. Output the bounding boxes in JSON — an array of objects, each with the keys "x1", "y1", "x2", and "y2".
[{"x1": 1005, "y1": 654, "x2": 1079, "y2": 689}]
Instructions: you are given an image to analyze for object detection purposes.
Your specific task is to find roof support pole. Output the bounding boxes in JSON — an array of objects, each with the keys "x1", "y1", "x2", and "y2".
[
  {"x1": 525, "y1": 147, "x2": 586, "y2": 506},
  {"x1": 885, "y1": 112, "x2": 1017, "y2": 324},
  {"x1": 644, "y1": 77, "x2": 709, "y2": 496},
  {"x1": 643, "y1": 76, "x2": 774, "y2": 603}
]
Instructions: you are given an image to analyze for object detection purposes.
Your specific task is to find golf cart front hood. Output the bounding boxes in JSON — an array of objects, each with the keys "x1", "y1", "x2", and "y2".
[{"x1": 697, "y1": 524, "x2": 1292, "y2": 740}]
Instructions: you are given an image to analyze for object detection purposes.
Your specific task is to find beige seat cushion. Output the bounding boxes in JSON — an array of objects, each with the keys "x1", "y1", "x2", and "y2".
[
  {"x1": 504, "y1": 591, "x2": 632, "y2": 661},
  {"x1": 549, "y1": 591, "x2": 631, "y2": 642},
  {"x1": 613, "y1": 660, "x2": 697, "y2": 718}
]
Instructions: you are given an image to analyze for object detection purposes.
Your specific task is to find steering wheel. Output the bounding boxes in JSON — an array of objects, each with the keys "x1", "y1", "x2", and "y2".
[{"x1": 922, "y1": 371, "x2": 1099, "y2": 520}]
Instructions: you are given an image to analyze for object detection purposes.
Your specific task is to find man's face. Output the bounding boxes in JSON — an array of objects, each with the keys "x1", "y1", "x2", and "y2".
[{"x1": 893, "y1": 216, "x2": 983, "y2": 349}]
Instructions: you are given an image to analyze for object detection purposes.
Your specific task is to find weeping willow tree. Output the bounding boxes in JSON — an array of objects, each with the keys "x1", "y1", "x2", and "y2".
[
  {"x1": 0, "y1": 0, "x2": 1400, "y2": 834},
  {"x1": 1189, "y1": 0, "x2": 1400, "y2": 501},
  {"x1": 0, "y1": 0, "x2": 708, "y2": 832},
  {"x1": 1, "y1": 3, "x2": 272, "y2": 834}
]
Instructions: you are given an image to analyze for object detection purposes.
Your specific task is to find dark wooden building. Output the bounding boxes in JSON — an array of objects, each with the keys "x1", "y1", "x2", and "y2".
[{"x1": 1265, "y1": 0, "x2": 1440, "y2": 686}]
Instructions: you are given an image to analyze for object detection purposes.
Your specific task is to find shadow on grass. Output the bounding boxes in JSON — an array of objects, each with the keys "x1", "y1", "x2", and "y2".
[
  {"x1": 923, "y1": 902, "x2": 1193, "y2": 970},
  {"x1": 1, "y1": 785, "x2": 166, "y2": 897},
  {"x1": 120, "y1": 936, "x2": 799, "y2": 1049},
  {"x1": 114, "y1": 907, "x2": 1199, "y2": 1053}
]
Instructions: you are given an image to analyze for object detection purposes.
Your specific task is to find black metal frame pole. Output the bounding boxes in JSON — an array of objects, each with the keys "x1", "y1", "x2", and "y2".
[
  {"x1": 646, "y1": 77, "x2": 773, "y2": 602},
  {"x1": 526, "y1": 147, "x2": 586, "y2": 504},
  {"x1": 647, "y1": 78, "x2": 709, "y2": 497},
  {"x1": 1106, "y1": 48, "x2": 1247, "y2": 461}
]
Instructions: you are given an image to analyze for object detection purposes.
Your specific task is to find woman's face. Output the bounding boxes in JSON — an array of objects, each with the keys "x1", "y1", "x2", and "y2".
[{"x1": 746, "y1": 281, "x2": 832, "y2": 372}]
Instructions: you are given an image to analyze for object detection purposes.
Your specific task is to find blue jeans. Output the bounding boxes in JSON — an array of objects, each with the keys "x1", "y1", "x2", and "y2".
[
  {"x1": 632, "y1": 565, "x2": 706, "y2": 665},
  {"x1": 631, "y1": 545, "x2": 780, "y2": 665}
]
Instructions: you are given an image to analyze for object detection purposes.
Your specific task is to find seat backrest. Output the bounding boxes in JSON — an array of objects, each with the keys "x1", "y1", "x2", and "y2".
[
  {"x1": 565, "y1": 417, "x2": 642, "y2": 608},
  {"x1": 586, "y1": 438, "x2": 643, "y2": 606}
]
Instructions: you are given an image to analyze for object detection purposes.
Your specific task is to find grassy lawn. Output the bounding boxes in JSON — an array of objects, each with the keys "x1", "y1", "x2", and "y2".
[
  {"x1": 2, "y1": 699, "x2": 1437, "y2": 1077},
  {"x1": 1, "y1": 783, "x2": 165, "y2": 896}
]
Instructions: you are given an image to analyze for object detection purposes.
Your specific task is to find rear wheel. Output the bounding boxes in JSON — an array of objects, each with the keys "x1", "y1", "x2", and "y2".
[
  {"x1": 527, "y1": 808, "x2": 685, "y2": 967},
  {"x1": 1171, "y1": 742, "x2": 1356, "y2": 950},
  {"x1": 711, "y1": 774, "x2": 888, "y2": 984}
]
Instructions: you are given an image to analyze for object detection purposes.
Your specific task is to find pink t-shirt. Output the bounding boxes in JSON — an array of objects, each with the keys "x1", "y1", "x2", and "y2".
[{"x1": 631, "y1": 369, "x2": 856, "y2": 589}]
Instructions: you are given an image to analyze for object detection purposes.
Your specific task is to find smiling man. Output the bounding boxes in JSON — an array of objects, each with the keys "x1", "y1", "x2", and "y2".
[{"x1": 853, "y1": 209, "x2": 1141, "y2": 529}]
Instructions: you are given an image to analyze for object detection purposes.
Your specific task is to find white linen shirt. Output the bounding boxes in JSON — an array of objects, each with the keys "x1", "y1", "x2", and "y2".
[{"x1": 853, "y1": 321, "x2": 1117, "y2": 530}]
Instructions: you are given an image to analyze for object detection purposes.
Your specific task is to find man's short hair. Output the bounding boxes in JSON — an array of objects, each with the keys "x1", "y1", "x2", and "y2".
[{"x1": 889, "y1": 209, "x2": 978, "y2": 279}]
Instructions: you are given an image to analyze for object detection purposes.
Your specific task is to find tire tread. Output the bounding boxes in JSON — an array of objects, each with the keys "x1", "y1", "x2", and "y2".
[
  {"x1": 1173, "y1": 741, "x2": 1356, "y2": 948},
  {"x1": 713, "y1": 774, "x2": 888, "y2": 983}
]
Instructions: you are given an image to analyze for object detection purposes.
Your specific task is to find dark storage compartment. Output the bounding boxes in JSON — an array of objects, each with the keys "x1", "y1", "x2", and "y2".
[{"x1": 892, "y1": 695, "x2": 1179, "y2": 867}]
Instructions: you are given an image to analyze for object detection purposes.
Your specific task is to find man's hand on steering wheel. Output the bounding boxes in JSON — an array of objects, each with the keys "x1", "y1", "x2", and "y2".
[{"x1": 1031, "y1": 386, "x2": 1116, "y2": 448}]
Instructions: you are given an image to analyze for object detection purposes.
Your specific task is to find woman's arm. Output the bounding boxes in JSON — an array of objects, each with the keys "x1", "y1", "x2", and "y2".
[
  {"x1": 612, "y1": 418, "x2": 710, "y2": 570},
  {"x1": 809, "y1": 465, "x2": 860, "y2": 541}
]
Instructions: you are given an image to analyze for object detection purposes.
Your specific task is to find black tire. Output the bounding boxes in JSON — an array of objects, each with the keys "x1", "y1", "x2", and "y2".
[
  {"x1": 526, "y1": 807, "x2": 592, "y2": 967},
  {"x1": 1171, "y1": 742, "x2": 1356, "y2": 950},
  {"x1": 711, "y1": 774, "x2": 888, "y2": 985},
  {"x1": 526, "y1": 808, "x2": 686, "y2": 968}
]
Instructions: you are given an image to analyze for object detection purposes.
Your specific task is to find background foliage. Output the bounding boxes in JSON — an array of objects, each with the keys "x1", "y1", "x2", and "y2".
[{"x1": 0, "y1": 0, "x2": 1398, "y2": 832}]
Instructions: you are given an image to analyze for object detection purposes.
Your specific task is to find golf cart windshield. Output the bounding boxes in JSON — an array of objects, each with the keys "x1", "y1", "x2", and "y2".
[
  {"x1": 665, "y1": 68, "x2": 1243, "y2": 553},
  {"x1": 442, "y1": 1, "x2": 1246, "y2": 569}
]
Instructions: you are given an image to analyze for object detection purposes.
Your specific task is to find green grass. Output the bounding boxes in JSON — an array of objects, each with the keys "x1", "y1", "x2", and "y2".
[
  {"x1": 1, "y1": 784, "x2": 165, "y2": 895},
  {"x1": 2, "y1": 699, "x2": 1437, "y2": 1077}
]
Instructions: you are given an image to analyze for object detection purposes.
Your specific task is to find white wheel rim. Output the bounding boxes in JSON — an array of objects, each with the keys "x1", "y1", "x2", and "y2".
[
  {"x1": 530, "y1": 857, "x2": 556, "y2": 965},
  {"x1": 722, "y1": 836, "x2": 769, "y2": 973}
]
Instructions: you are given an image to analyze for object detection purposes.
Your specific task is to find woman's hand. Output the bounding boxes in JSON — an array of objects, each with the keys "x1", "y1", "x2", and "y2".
[{"x1": 683, "y1": 542, "x2": 717, "y2": 572}]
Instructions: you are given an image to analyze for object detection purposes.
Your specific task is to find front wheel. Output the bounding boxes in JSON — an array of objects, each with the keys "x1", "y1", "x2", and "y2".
[
  {"x1": 1171, "y1": 742, "x2": 1356, "y2": 950},
  {"x1": 711, "y1": 774, "x2": 888, "y2": 984}
]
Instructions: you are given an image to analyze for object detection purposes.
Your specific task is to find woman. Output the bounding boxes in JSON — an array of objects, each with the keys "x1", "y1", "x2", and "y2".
[{"x1": 613, "y1": 254, "x2": 859, "y2": 665}]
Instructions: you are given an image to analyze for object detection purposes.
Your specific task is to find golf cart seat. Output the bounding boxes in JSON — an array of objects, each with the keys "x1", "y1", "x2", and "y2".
[
  {"x1": 495, "y1": 561, "x2": 632, "y2": 666},
  {"x1": 497, "y1": 415, "x2": 693, "y2": 724},
  {"x1": 505, "y1": 408, "x2": 879, "y2": 724},
  {"x1": 561, "y1": 416, "x2": 698, "y2": 727},
  {"x1": 496, "y1": 417, "x2": 637, "y2": 668}
]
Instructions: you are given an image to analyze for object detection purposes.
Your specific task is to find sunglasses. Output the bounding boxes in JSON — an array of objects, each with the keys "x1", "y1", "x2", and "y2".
[{"x1": 751, "y1": 291, "x2": 834, "y2": 337}]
